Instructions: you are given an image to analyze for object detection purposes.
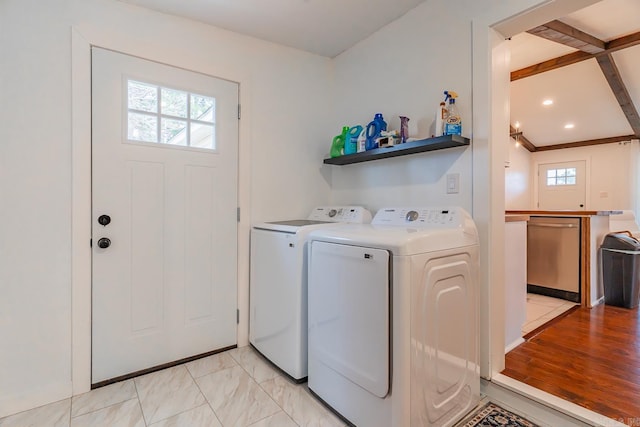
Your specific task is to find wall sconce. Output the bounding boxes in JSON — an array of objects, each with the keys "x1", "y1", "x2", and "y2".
[{"x1": 510, "y1": 122, "x2": 522, "y2": 147}]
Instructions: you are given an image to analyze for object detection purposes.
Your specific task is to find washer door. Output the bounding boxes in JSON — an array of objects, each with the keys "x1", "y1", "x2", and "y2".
[{"x1": 308, "y1": 241, "x2": 390, "y2": 398}]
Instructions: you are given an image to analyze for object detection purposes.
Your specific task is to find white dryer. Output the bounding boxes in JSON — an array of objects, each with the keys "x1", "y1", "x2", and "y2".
[
  {"x1": 249, "y1": 206, "x2": 371, "y2": 381},
  {"x1": 307, "y1": 207, "x2": 480, "y2": 427}
]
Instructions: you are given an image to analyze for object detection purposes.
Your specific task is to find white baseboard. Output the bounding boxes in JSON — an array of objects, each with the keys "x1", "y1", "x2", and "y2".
[
  {"x1": 504, "y1": 337, "x2": 524, "y2": 353},
  {"x1": 0, "y1": 381, "x2": 71, "y2": 419}
]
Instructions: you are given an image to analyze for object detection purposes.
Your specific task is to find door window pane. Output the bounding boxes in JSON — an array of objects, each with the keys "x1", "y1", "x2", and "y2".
[
  {"x1": 161, "y1": 88, "x2": 188, "y2": 118},
  {"x1": 161, "y1": 119, "x2": 187, "y2": 145},
  {"x1": 128, "y1": 113, "x2": 157, "y2": 142},
  {"x1": 191, "y1": 95, "x2": 215, "y2": 122},
  {"x1": 128, "y1": 81, "x2": 157, "y2": 113},
  {"x1": 191, "y1": 123, "x2": 214, "y2": 149}
]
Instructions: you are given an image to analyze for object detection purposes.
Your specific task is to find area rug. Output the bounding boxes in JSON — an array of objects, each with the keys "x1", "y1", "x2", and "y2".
[{"x1": 458, "y1": 402, "x2": 540, "y2": 427}]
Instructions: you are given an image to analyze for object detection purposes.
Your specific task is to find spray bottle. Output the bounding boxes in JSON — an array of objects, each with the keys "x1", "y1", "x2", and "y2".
[
  {"x1": 435, "y1": 92, "x2": 449, "y2": 137},
  {"x1": 444, "y1": 91, "x2": 461, "y2": 136}
]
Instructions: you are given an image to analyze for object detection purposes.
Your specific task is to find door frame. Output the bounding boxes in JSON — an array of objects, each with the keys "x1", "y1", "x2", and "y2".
[{"x1": 71, "y1": 28, "x2": 252, "y2": 395}]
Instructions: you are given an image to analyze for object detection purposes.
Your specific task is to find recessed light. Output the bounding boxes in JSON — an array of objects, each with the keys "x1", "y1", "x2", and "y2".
[
  {"x1": 542, "y1": 99, "x2": 553, "y2": 106},
  {"x1": 564, "y1": 123, "x2": 575, "y2": 129}
]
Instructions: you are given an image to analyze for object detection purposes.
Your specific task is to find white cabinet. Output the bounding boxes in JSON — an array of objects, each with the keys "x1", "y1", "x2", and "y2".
[{"x1": 504, "y1": 219, "x2": 527, "y2": 352}]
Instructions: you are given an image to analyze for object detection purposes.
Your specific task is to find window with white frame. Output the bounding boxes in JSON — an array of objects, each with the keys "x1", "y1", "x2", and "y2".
[
  {"x1": 127, "y1": 80, "x2": 216, "y2": 150},
  {"x1": 546, "y1": 167, "x2": 576, "y2": 186}
]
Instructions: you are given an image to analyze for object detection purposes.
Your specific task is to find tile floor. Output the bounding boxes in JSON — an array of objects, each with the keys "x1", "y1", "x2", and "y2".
[
  {"x1": 522, "y1": 293, "x2": 579, "y2": 335},
  {"x1": 0, "y1": 346, "x2": 346, "y2": 427}
]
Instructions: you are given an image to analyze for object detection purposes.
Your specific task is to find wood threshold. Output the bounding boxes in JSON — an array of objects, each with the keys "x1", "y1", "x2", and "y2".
[
  {"x1": 522, "y1": 305, "x2": 580, "y2": 340},
  {"x1": 503, "y1": 304, "x2": 640, "y2": 422}
]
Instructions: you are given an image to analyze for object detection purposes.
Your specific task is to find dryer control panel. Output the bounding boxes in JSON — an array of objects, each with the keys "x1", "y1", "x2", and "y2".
[
  {"x1": 308, "y1": 206, "x2": 372, "y2": 223},
  {"x1": 372, "y1": 207, "x2": 464, "y2": 228}
]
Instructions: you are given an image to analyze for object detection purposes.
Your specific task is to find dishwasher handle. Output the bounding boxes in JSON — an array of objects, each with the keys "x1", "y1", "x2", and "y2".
[{"x1": 529, "y1": 223, "x2": 577, "y2": 229}]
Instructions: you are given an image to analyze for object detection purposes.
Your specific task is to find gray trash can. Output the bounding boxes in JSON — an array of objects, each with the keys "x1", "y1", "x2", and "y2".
[{"x1": 600, "y1": 232, "x2": 640, "y2": 308}]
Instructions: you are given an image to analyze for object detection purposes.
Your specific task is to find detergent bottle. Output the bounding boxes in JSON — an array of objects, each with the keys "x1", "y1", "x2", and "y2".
[
  {"x1": 365, "y1": 113, "x2": 387, "y2": 150},
  {"x1": 344, "y1": 125, "x2": 363, "y2": 155},
  {"x1": 357, "y1": 128, "x2": 367, "y2": 152},
  {"x1": 330, "y1": 126, "x2": 350, "y2": 158},
  {"x1": 444, "y1": 91, "x2": 462, "y2": 136}
]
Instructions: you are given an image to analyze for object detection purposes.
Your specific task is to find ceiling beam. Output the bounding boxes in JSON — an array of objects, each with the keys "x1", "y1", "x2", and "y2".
[
  {"x1": 534, "y1": 135, "x2": 636, "y2": 151},
  {"x1": 596, "y1": 54, "x2": 640, "y2": 137},
  {"x1": 509, "y1": 126, "x2": 537, "y2": 152},
  {"x1": 511, "y1": 30, "x2": 640, "y2": 81},
  {"x1": 526, "y1": 20, "x2": 605, "y2": 54}
]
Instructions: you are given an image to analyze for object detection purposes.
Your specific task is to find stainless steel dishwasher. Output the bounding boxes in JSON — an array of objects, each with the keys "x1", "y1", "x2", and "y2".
[{"x1": 527, "y1": 216, "x2": 580, "y2": 302}]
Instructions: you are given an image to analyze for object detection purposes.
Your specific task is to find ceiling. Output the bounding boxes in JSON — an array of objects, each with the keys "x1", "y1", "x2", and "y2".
[
  {"x1": 117, "y1": 0, "x2": 427, "y2": 58},
  {"x1": 509, "y1": 0, "x2": 640, "y2": 149},
  {"x1": 117, "y1": 0, "x2": 640, "y2": 150}
]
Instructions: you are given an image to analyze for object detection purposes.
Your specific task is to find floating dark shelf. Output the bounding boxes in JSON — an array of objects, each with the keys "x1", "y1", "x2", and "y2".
[{"x1": 323, "y1": 134, "x2": 470, "y2": 165}]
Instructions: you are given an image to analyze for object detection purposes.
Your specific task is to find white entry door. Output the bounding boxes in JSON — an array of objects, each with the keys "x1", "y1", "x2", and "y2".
[
  {"x1": 538, "y1": 160, "x2": 586, "y2": 210},
  {"x1": 91, "y1": 48, "x2": 239, "y2": 384}
]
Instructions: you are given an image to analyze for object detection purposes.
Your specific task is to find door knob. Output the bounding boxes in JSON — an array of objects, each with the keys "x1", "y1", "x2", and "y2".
[
  {"x1": 97, "y1": 237, "x2": 111, "y2": 249},
  {"x1": 98, "y1": 215, "x2": 111, "y2": 226}
]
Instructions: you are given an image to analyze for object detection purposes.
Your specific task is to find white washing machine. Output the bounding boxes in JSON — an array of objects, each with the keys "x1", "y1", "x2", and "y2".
[
  {"x1": 307, "y1": 207, "x2": 480, "y2": 427},
  {"x1": 249, "y1": 206, "x2": 371, "y2": 381}
]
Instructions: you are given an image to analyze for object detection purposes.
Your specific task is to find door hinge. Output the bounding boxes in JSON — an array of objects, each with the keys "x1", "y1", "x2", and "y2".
[
  {"x1": 238, "y1": 104, "x2": 241, "y2": 120},
  {"x1": 237, "y1": 207, "x2": 240, "y2": 222},
  {"x1": 237, "y1": 309, "x2": 240, "y2": 324},
  {"x1": 90, "y1": 238, "x2": 93, "y2": 247}
]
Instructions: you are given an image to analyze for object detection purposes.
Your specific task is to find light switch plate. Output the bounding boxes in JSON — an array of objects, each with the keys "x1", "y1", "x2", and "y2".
[{"x1": 447, "y1": 173, "x2": 460, "y2": 194}]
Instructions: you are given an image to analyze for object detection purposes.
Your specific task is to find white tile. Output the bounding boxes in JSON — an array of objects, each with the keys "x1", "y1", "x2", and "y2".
[
  {"x1": 134, "y1": 365, "x2": 205, "y2": 425},
  {"x1": 527, "y1": 293, "x2": 566, "y2": 308},
  {"x1": 229, "y1": 346, "x2": 280, "y2": 384},
  {"x1": 196, "y1": 365, "x2": 280, "y2": 426},
  {"x1": 260, "y1": 376, "x2": 344, "y2": 427},
  {"x1": 71, "y1": 380, "x2": 136, "y2": 417},
  {"x1": 525, "y1": 302, "x2": 553, "y2": 322},
  {"x1": 0, "y1": 399, "x2": 70, "y2": 427},
  {"x1": 149, "y1": 403, "x2": 222, "y2": 427},
  {"x1": 185, "y1": 352, "x2": 237, "y2": 378},
  {"x1": 70, "y1": 398, "x2": 144, "y2": 427},
  {"x1": 247, "y1": 411, "x2": 298, "y2": 427}
]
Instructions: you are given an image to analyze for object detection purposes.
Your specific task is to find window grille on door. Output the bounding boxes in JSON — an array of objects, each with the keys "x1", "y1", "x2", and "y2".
[{"x1": 126, "y1": 79, "x2": 216, "y2": 150}]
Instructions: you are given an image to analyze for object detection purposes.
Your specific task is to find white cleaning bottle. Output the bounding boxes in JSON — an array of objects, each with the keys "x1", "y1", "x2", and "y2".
[{"x1": 435, "y1": 100, "x2": 447, "y2": 137}]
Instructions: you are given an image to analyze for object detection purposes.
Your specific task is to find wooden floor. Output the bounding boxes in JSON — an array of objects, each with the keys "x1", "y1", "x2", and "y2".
[{"x1": 503, "y1": 303, "x2": 640, "y2": 424}]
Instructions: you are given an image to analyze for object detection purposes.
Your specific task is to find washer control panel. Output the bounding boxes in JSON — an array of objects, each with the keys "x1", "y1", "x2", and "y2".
[
  {"x1": 308, "y1": 206, "x2": 372, "y2": 223},
  {"x1": 372, "y1": 207, "x2": 463, "y2": 227}
]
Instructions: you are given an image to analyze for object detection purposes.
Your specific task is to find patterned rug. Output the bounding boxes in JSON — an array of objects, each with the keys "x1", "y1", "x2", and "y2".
[{"x1": 458, "y1": 402, "x2": 540, "y2": 427}]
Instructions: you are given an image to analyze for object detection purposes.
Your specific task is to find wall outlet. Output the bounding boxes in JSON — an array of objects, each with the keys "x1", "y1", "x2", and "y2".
[{"x1": 447, "y1": 173, "x2": 460, "y2": 194}]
